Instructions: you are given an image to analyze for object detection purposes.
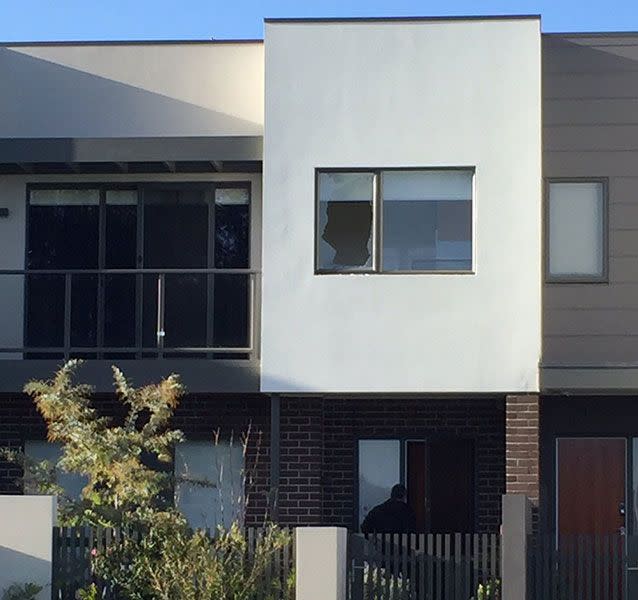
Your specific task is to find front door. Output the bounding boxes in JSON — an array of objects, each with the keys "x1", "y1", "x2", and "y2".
[
  {"x1": 557, "y1": 438, "x2": 626, "y2": 598},
  {"x1": 557, "y1": 437, "x2": 626, "y2": 536}
]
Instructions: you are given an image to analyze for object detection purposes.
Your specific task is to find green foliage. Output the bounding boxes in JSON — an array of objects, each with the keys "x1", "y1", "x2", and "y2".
[
  {"x1": 476, "y1": 578, "x2": 501, "y2": 600},
  {"x1": 16, "y1": 361, "x2": 292, "y2": 600},
  {"x1": 362, "y1": 564, "x2": 406, "y2": 599},
  {"x1": 1, "y1": 582, "x2": 43, "y2": 600},
  {"x1": 22, "y1": 359, "x2": 185, "y2": 526},
  {"x1": 94, "y1": 522, "x2": 292, "y2": 600},
  {"x1": 75, "y1": 584, "x2": 99, "y2": 600}
]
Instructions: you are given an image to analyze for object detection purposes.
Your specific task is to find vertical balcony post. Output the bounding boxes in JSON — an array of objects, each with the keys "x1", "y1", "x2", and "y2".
[
  {"x1": 248, "y1": 272, "x2": 256, "y2": 360},
  {"x1": 63, "y1": 273, "x2": 72, "y2": 360},
  {"x1": 156, "y1": 273, "x2": 165, "y2": 357}
]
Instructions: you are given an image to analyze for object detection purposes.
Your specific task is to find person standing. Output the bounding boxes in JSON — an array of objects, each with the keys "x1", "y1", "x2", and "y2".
[{"x1": 361, "y1": 483, "x2": 417, "y2": 534}]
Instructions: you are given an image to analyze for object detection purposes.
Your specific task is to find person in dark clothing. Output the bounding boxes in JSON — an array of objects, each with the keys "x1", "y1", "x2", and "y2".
[{"x1": 361, "y1": 484, "x2": 417, "y2": 534}]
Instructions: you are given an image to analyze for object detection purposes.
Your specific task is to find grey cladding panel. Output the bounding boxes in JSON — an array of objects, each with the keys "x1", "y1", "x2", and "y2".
[
  {"x1": 543, "y1": 151, "x2": 638, "y2": 178},
  {"x1": 545, "y1": 283, "x2": 638, "y2": 310},
  {"x1": 545, "y1": 308, "x2": 638, "y2": 336},
  {"x1": 544, "y1": 99, "x2": 638, "y2": 126},
  {"x1": 545, "y1": 125, "x2": 638, "y2": 152},
  {"x1": 544, "y1": 72, "x2": 638, "y2": 99},
  {"x1": 543, "y1": 336, "x2": 638, "y2": 365}
]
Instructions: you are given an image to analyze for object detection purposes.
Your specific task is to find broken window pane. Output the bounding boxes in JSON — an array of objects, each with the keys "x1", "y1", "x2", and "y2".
[{"x1": 317, "y1": 172, "x2": 374, "y2": 271}]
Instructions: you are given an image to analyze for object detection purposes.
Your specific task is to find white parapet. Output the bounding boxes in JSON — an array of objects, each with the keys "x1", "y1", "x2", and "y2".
[
  {"x1": 0, "y1": 495, "x2": 57, "y2": 600},
  {"x1": 296, "y1": 526, "x2": 348, "y2": 600}
]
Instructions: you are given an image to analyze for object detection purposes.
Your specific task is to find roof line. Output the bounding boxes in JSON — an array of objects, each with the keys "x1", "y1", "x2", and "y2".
[
  {"x1": 264, "y1": 14, "x2": 541, "y2": 24},
  {"x1": 0, "y1": 39, "x2": 263, "y2": 47},
  {"x1": 543, "y1": 31, "x2": 638, "y2": 37}
]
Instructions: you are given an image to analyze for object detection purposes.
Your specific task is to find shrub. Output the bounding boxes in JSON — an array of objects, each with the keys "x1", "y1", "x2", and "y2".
[
  {"x1": 1, "y1": 583, "x2": 43, "y2": 600},
  {"x1": 7, "y1": 361, "x2": 292, "y2": 600}
]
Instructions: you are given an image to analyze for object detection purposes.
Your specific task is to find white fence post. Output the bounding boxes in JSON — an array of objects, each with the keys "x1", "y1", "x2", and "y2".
[
  {"x1": 502, "y1": 494, "x2": 532, "y2": 600},
  {"x1": 296, "y1": 527, "x2": 347, "y2": 600},
  {"x1": 0, "y1": 495, "x2": 57, "y2": 600}
]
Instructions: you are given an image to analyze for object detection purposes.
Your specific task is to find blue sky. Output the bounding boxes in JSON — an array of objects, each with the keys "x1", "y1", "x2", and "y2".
[{"x1": 0, "y1": 0, "x2": 637, "y2": 42}]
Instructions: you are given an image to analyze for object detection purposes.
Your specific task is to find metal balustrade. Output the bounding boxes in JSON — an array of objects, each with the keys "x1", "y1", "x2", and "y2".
[{"x1": 0, "y1": 268, "x2": 260, "y2": 360}]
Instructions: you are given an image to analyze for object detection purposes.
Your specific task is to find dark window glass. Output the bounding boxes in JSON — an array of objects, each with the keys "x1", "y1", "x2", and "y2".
[
  {"x1": 317, "y1": 173, "x2": 374, "y2": 271},
  {"x1": 104, "y1": 190, "x2": 138, "y2": 356},
  {"x1": 28, "y1": 189, "x2": 99, "y2": 269},
  {"x1": 214, "y1": 188, "x2": 249, "y2": 269},
  {"x1": 213, "y1": 187, "x2": 250, "y2": 353},
  {"x1": 142, "y1": 189, "x2": 208, "y2": 355},
  {"x1": 26, "y1": 189, "x2": 99, "y2": 354},
  {"x1": 25, "y1": 274, "x2": 65, "y2": 356}
]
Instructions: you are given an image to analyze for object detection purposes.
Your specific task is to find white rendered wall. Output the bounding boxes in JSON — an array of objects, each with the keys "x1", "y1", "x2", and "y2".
[
  {"x1": 0, "y1": 173, "x2": 262, "y2": 355},
  {"x1": 261, "y1": 19, "x2": 542, "y2": 393},
  {"x1": 0, "y1": 42, "x2": 263, "y2": 137},
  {"x1": 0, "y1": 495, "x2": 57, "y2": 600}
]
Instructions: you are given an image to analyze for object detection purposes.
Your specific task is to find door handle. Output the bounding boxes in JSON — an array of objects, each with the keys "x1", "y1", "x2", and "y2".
[{"x1": 620, "y1": 502, "x2": 626, "y2": 516}]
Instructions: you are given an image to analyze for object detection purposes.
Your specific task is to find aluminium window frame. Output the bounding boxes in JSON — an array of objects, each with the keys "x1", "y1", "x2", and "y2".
[
  {"x1": 314, "y1": 166, "x2": 476, "y2": 275},
  {"x1": 544, "y1": 177, "x2": 609, "y2": 284}
]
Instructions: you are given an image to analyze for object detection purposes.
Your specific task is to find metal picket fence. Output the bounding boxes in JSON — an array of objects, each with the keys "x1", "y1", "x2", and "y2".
[
  {"x1": 347, "y1": 532, "x2": 501, "y2": 600},
  {"x1": 51, "y1": 525, "x2": 295, "y2": 600},
  {"x1": 528, "y1": 533, "x2": 625, "y2": 600}
]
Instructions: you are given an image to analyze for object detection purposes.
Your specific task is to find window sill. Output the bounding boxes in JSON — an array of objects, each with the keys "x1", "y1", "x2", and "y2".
[{"x1": 314, "y1": 270, "x2": 476, "y2": 276}]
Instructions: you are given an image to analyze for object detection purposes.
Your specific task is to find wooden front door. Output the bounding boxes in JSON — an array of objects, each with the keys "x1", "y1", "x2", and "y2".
[{"x1": 557, "y1": 437, "x2": 626, "y2": 536}]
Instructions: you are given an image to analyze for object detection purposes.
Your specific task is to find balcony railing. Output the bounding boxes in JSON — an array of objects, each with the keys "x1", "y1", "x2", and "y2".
[{"x1": 0, "y1": 269, "x2": 259, "y2": 360}]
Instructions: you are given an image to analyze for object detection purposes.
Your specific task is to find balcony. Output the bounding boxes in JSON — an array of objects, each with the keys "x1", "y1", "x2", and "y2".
[{"x1": 0, "y1": 268, "x2": 260, "y2": 393}]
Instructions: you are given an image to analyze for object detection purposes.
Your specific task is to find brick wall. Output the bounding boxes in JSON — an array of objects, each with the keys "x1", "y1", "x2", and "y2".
[
  {"x1": 0, "y1": 393, "x2": 270, "y2": 527},
  {"x1": 279, "y1": 396, "x2": 505, "y2": 532},
  {"x1": 1, "y1": 392, "x2": 508, "y2": 531},
  {"x1": 505, "y1": 394, "x2": 539, "y2": 503}
]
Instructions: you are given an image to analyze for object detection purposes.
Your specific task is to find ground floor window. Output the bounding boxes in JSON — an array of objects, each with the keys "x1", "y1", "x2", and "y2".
[
  {"x1": 358, "y1": 437, "x2": 475, "y2": 533},
  {"x1": 23, "y1": 440, "x2": 86, "y2": 499},
  {"x1": 174, "y1": 440, "x2": 245, "y2": 531}
]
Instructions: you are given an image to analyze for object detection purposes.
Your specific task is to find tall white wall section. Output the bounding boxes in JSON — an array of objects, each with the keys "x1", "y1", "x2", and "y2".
[{"x1": 261, "y1": 18, "x2": 542, "y2": 393}]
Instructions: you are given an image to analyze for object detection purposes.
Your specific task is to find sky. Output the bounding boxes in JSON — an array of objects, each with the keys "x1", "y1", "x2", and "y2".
[{"x1": 0, "y1": 0, "x2": 637, "y2": 42}]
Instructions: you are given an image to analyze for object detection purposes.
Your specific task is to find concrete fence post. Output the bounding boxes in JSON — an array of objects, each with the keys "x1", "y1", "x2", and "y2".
[
  {"x1": 296, "y1": 527, "x2": 347, "y2": 600},
  {"x1": 0, "y1": 495, "x2": 57, "y2": 600},
  {"x1": 501, "y1": 494, "x2": 532, "y2": 600}
]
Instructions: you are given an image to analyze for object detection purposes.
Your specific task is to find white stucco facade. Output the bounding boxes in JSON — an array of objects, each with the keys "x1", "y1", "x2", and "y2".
[{"x1": 261, "y1": 18, "x2": 542, "y2": 393}]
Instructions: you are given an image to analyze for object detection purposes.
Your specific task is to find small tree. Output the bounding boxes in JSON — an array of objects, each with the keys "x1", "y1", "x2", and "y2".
[{"x1": 4, "y1": 361, "x2": 292, "y2": 600}]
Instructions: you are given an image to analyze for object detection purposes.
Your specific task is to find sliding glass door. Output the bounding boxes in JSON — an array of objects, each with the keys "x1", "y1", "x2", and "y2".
[{"x1": 25, "y1": 182, "x2": 251, "y2": 358}]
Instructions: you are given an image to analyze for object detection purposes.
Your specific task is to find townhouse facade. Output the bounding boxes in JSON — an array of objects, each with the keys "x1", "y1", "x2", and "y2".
[{"x1": 0, "y1": 14, "x2": 636, "y2": 548}]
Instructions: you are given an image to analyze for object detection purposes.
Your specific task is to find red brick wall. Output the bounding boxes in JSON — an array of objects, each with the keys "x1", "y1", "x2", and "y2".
[
  {"x1": 0, "y1": 393, "x2": 271, "y2": 527},
  {"x1": 505, "y1": 394, "x2": 539, "y2": 503},
  {"x1": 279, "y1": 396, "x2": 505, "y2": 532}
]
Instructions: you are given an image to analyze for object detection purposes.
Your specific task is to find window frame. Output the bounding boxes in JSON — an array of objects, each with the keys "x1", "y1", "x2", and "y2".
[
  {"x1": 23, "y1": 180, "x2": 253, "y2": 356},
  {"x1": 545, "y1": 177, "x2": 609, "y2": 284},
  {"x1": 314, "y1": 166, "x2": 476, "y2": 275}
]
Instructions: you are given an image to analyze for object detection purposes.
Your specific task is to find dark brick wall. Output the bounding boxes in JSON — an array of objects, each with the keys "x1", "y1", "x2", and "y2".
[
  {"x1": 0, "y1": 393, "x2": 271, "y2": 527},
  {"x1": 1, "y1": 392, "x2": 507, "y2": 532},
  {"x1": 278, "y1": 396, "x2": 506, "y2": 533}
]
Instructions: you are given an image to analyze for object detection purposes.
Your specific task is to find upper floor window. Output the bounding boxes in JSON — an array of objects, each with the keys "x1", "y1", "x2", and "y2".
[
  {"x1": 316, "y1": 168, "x2": 473, "y2": 273},
  {"x1": 547, "y1": 179, "x2": 607, "y2": 282},
  {"x1": 25, "y1": 183, "x2": 252, "y2": 359}
]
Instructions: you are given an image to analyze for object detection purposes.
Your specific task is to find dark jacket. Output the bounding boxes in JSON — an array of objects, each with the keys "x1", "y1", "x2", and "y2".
[{"x1": 361, "y1": 499, "x2": 417, "y2": 534}]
